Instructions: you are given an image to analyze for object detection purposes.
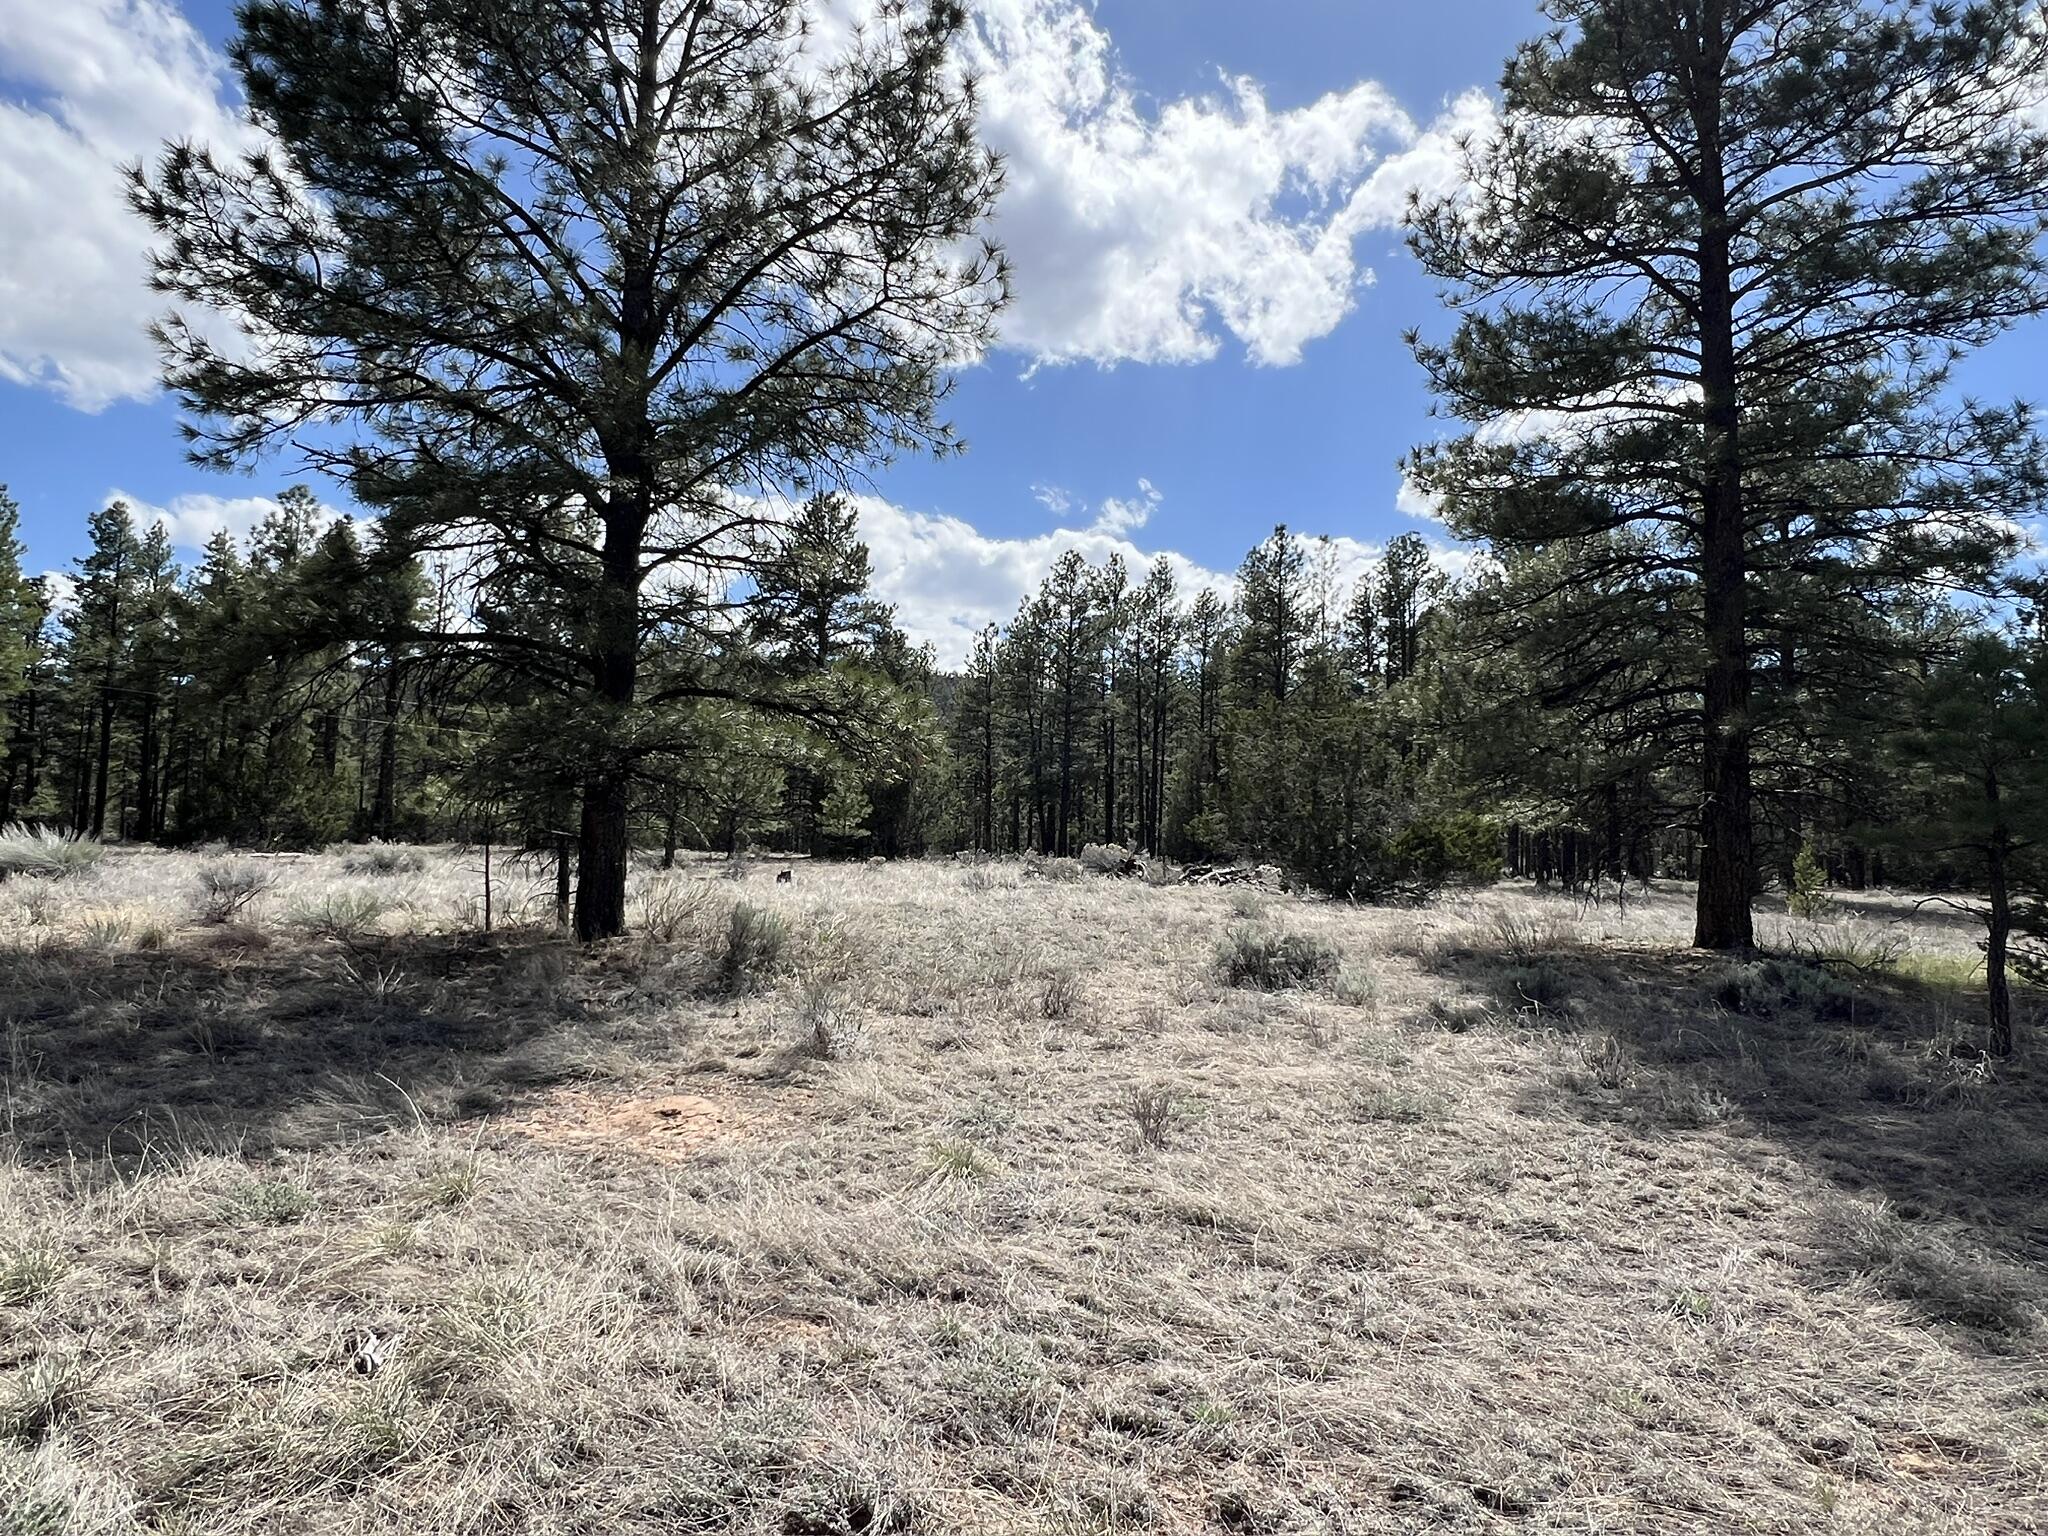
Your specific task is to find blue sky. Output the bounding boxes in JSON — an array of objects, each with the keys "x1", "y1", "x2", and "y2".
[{"x1": 1, "y1": 1, "x2": 2040, "y2": 661}]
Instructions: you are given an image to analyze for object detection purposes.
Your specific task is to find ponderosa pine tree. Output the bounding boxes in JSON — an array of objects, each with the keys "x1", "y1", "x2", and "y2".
[
  {"x1": 1891, "y1": 634, "x2": 2048, "y2": 1057},
  {"x1": 950, "y1": 624, "x2": 1001, "y2": 851},
  {"x1": 1407, "y1": 0, "x2": 2048, "y2": 948},
  {"x1": 64, "y1": 502, "x2": 142, "y2": 837},
  {"x1": 132, "y1": 0, "x2": 1006, "y2": 938}
]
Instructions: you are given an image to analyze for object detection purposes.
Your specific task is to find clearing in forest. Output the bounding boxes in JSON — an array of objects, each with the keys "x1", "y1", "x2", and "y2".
[{"x1": 1, "y1": 848, "x2": 2042, "y2": 1533}]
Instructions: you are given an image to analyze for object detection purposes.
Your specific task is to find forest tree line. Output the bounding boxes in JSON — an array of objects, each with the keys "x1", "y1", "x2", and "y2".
[{"x1": 3, "y1": 479, "x2": 2039, "y2": 892}]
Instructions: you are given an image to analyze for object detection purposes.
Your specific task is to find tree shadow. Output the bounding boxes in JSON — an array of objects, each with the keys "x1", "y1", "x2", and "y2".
[
  {"x1": 0, "y1": 925, "x2": 699, "y2": 1170},
  {"x1": 1419, "y1": 938, "x2": 2048, "y2": 1343}
]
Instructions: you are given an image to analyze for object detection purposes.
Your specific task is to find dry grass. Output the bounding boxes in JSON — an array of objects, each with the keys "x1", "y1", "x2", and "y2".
[{"x1": 2, "y1": 848, "x2": 2046, "y2": 1533}]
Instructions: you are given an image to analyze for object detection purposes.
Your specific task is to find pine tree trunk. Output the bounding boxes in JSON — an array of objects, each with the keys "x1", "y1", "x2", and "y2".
[
  {"x1": 373, "y1": 662, "x2": 402, "y2": 839},
  {"x1": 91, "y1": 687, "x2": 115, "y2": 837},
  {"x1": 575, "y1": 770, "x2": 630, "y2": 940},
  {"x1": 1692, "y1": 177, "x2": 1755, "y2": 950},
  {"x1": 136, "y1": 698, "x2": 159, "y2": 842},
  {"x1": 1987, "y1": 846, "x2": 2014, "y2": 1059},
  {"x1": 571, "y1": 508, "x2": 642, "y2": 942}
]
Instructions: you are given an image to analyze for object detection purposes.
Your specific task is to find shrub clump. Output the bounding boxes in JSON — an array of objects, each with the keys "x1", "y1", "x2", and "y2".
[
  {"x1": 286, "y1": 888, "x2": 388, "y2": 941},
  {"x1": 0, "y1": 823, "x2": 105, "y2": 880},
  {"x1": 194, "y1": 860, "x2": 275, "y2": 924},
  {"x1": 716, "y1": 902, "x2": 787, "y2": 995},
  {"x1": 1713, "y1": 957, "x2": 1856, "y2": 1021},
  {"x1": 1216, "y1": 926, "x2": 1341, "y2": 991},
  {"x1": 1078, "y1": 843, "x2": 1139, "y2": 877},
  {"x1": 1021, "y1": 853, "x2": 1083, "y2": 883},
  {"x1": 340, "y1": 840, "x2": 425, "y2": 877}
]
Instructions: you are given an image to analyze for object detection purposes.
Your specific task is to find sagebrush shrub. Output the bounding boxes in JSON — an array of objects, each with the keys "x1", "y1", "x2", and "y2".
[
  {"x1": 1216, "y1": 926, "x2": 1341, "y2": 990},
  {"x1": 794, "y1": 979, "x2": 865, "y2": 1059},
  {"x1": 0, "y1": 823, "x2": 105, "y2": 880},
  {"x1": 341, "y1": 841, "x2": 425, "y2": 877},
  {"x1": 194, "y1": 860, "x2": 274, "y2": 923},
  {"x1": 1022, "y1": 853, "x2": 1083, "y2": 883}
]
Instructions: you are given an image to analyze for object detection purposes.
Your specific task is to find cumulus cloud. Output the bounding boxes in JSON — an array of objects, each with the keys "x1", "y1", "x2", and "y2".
[
  {"x1": 0, "y1": 0, "x2": 1488, "y2": 412},
  {"x1": 34, "y1": 569, "x2": 78, "y2": 615},
  {"x1": 0, "y1": 0, "x2": 256, "y2": 410},
  {"x1": 849, "y1": 492, "x2": 1228, "y2": 665},
  {"x1": 963, "y1": 0, "x2": 1492, "y2": 368},
  {"x1": 104, "y1": 487, "x2": 343, "y2": 552}
]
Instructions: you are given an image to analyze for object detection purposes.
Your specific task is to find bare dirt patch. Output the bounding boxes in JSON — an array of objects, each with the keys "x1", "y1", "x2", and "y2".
[{"x1": 501, "y1": 1084, "x2": 798, "y2": 1162}]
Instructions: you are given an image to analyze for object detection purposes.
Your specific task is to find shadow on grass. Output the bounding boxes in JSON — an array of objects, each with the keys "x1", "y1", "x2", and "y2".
[
  {"x1": 1421, "y1": 936, "x2": 2048, "y2": 1342},
  {"x1": 0, "y1": 925, "x2": 699, "y2": 1168}
]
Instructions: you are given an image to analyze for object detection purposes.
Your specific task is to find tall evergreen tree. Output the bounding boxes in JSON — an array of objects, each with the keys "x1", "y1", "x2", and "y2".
[
  {"x1": 1408, "y1": 0, "x2": 2048, "y2": 947},
  {"x1": 0, "y1": 489, "x2": 42, "y2": 823},
  {"x1": 1891, "y1": 634, "x2": 2048, "y2": 1058},
  {"x1": 64, "y1": 502, "x2": 142, "y2": 836},
  {"x1": 133, "y1": 0, "x2": 1006, "y2": 938}
]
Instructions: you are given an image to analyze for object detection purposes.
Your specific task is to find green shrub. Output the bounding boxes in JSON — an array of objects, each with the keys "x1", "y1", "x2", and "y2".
[
  {"x1": 717, "y1": 902, "x2": 787, "y2": 994},
  {"x1": 0, "y1": 824, "x2": 105, "y2": 880},
  {"x1": 1216, "y1": 926, "x2": 1341, "y2": 990},
  {"x1": 1388, "y1": 813, "x2": 1502, "y2": 887}
]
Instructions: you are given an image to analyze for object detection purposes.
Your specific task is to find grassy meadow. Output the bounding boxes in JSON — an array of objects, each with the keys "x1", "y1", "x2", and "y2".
[{"x1": 1, "y1": 846, "x2": 2044, "y2": 1533}]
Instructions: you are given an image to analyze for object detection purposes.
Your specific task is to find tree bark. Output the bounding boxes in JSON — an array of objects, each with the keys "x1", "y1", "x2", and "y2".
[
  {"x1": 136, "y1": 697, "x2": 159, "y2": 842},
  {"x1": 1690, "y1": 84, "x2": 1755, "y2": 950},
  {"x1": 373, "y1": 661, "x2": 402, "y2": 840},
  {"x1": 572, "y1": 493, "x2": 644, "y2": 940},
  {"x1": 1987, "y1": 844, "x2": 2014, "y2": 1059},
  {"x1": 91, "y1": 687, "x2": 115, "y2": 838}
]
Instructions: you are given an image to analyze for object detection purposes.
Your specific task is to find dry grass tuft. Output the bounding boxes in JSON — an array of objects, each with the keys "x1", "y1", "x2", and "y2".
[{"x1": 0, "y1": 822, "x2": 105, "y2": 879}]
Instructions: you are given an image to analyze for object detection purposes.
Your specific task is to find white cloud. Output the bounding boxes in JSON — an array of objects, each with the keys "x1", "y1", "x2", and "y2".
[
  {"x1": 1091, "y1": 477, "x2": 1161, "y2": 535},
  {"x1": 105, "y1": 487, "x2": 343, "y2": 552},
  {"x1": 964, "y1": 0, "x2": 1492, "y2": 368},
  {"x1": 0, "y1": 0, "x2": 1490, "y2": 412},
  {"x1": 0, "y1": 0, "x2": 255, "y2": 410},
  {"x1": 1395, "y1": 475, "x2": 1443, "y2": 526},
  {"x1": 34, "y1": 569, "x2": 77, "y2": 615},
  {"x1": 1031, "y1": 482, "x2": 1073, "y2": 516}
]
